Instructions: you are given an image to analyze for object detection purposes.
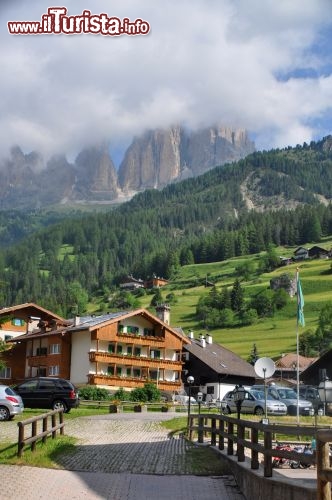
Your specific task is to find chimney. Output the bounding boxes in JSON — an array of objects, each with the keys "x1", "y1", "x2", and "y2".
[
  {"x1": 199, "y1": 335, "x2": 206, "y2": 348},
  {"x1": 206, "y1": 334, "x2": 213, "y2": 344},
  {"x1": 155, "y1": 304, "x2": 170, "y2": 325},
  {"x1": 188, "y1": 330, "x2": 194, "y2": 339},
  {"x1": 74, "y1": 315, "x2": 80, "y2": 326}
]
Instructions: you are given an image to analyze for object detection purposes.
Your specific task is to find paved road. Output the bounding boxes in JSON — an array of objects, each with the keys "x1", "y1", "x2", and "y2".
[{"x1": 0, "y1": 412, "x2": 245, "y2": 500}]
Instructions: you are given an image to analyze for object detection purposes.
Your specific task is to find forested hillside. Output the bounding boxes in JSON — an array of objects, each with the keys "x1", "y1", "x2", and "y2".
[{"x1": 1, "y1": 137, "x2": 332, "y2": 316}]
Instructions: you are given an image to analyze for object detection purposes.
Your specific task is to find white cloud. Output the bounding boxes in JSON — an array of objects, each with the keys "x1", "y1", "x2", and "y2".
[{"x1": 1, "y1": 0, "x2": 331, "y2": 159}]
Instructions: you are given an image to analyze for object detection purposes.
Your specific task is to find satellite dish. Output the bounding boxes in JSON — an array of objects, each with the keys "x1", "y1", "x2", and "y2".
[{"x1": 254, "y1": 357, "x2": 275, "y2": 379}]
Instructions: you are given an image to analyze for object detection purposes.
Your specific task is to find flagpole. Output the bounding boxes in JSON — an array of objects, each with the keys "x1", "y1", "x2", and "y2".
[
  {"x1": 296, "y1": 297, "x2": 300, "y2": 425},
  {"x1": 296, "y1": 267, "x2": 305, "y2": 425}
]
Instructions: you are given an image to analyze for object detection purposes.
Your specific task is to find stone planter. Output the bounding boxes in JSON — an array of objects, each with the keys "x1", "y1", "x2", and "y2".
[
  {"x1": 134, "y1": 405, "x2": 142, "y2": 412},
  {"x1": 161, "y1": 406, "x2": 169, "y2": 412},
  {"x1": 109, "y1": 404, "x2": 119, "y2": 413}
]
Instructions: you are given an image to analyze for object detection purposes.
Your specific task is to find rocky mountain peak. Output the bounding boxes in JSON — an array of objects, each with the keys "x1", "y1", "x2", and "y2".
[
  {"x1": 118, "y1": 125, "x2": 255, "y2": 192},
  {"x1": 0, "y1": 124, "x2": 255, "y2": 209}
]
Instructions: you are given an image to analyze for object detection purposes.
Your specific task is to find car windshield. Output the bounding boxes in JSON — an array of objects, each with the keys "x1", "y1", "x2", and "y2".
[
  {"x1": 277, "y1": 389, "x2": 297, "y2": 399},
  {"x1": 251, "y1": 390, "x2": 264, "y2": 400},
  {"x1": 252, "y1": 390, "x2": 280, "y2": 401}
]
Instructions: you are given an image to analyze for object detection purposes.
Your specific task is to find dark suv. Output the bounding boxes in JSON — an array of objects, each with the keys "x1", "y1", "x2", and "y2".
[
  {"x1": 13, "y1": 377, "x2": 79, "y2": 413},
  {"x1": 298, "y1": 385, "x2": 324, "y2": 412}
]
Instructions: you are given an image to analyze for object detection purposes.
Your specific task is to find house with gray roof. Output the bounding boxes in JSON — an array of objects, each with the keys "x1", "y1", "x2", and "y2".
[{"x1": 182, "y1": 331, "x2": 256, "y2": 402}]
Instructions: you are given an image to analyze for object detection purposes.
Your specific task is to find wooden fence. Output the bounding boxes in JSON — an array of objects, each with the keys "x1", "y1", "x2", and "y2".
[
  {"x1": 188, "y1": 413, "x2": 332, "y2": 500},
  {"x1": 17, "y1": 409, "x2": 64, "y2": 457}
]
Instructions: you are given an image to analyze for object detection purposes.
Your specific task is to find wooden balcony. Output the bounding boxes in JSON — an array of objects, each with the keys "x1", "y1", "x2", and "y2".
[
  {"x1": 87, "y1": 373, "x2": 181, "y2": 392},
  {"x1": 89, "y1": 351, "x2": 182, "y2": 370},
  {"x1": 116, "y1": 332, "x2": 165, "y2": 347},
  {"x1": 27, "y1": 355, "x2": 48, "y2": 366}
]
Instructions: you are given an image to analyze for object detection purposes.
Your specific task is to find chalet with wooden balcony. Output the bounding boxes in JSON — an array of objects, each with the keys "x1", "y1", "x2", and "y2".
[
  {"x1": 0, "y1": 303, "x2": 67, "y2": 383},
  {"x1": 4, "y1": 305, "x2": 189, "y2": 393},
  {"x1": 70, "y1": 307, "x2": 188, "y2": 392},
  {"x1": 0, "y1": 302, "x2": 65, "y2": 342}
]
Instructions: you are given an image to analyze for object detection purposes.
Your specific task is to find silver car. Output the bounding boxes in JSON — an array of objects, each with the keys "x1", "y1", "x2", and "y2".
[
  {"x1": 252, "y1": 385, "x2": 313, "y2": 416},
  {"x1": 0, "y1": 384, "x2": 24, "y2": 421},
  {"x1": 221, "y1": 389, "x2": 287, "y2": 416}
]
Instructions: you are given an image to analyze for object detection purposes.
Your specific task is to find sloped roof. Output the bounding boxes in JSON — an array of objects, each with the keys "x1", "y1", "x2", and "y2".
[
  {"x1": 69, "y1": 308, "x2": 190, "y2": 343},
  {"x1": 0, "y1": 302, "x2": 64, "y2": 321},
  {"x1": 9, "y1": 308, "x2": 190, "y2": 344},
  {"x1": 275, "y1": 353, "x2": 318, "y2": 369},
  {"x1": 184, "y1": 338, "x2": 256, "y2": 378},
  {"x1": 300, "y1": 349, "x2": 332, "y2": 383}
]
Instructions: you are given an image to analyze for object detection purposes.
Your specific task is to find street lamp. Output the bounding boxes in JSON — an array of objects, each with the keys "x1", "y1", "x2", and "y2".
[
  {"x1": 318, "y1": 377, "x2": 332, "y2": 416},
  {"x1": 233, "y1": 385, "x2": 246, "y2": 420},
  {"x1": 197, "y1": 391, "x2": 203, "y2": 415},
  {"x1": 187, "y1": 375, "x2": 194, "y2": 430}
]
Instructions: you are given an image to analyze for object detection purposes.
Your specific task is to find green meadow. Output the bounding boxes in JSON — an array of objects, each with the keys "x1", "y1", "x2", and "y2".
[{"x1": 137, "y1": 240, "x2": 332, "y2": 361}]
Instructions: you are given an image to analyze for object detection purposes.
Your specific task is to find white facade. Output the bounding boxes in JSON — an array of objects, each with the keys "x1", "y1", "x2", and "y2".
[
  {"x1": 70, "y1": 330, "x2": 92, "y2": 385},
  {"x1": 200, "y1": 382, "x2": 237, "y2": 402}
]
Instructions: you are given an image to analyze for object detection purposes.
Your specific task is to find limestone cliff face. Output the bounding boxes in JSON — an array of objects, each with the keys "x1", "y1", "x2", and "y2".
[
  {"x1": 186, "y1": 126, "x2": 254, "y2": 176},
  {"x1": 75, "y1": 145, "x2": 119, "y2": 200},
  {"x1": 118, "y1": 126, "x2": 183, "y2": 191},
  {"x1": 118, "y1": 125, "x2": 255, "y2": 191},
  {"x1": 0, "y1": 125, "x2": 255, "y2": 208}
]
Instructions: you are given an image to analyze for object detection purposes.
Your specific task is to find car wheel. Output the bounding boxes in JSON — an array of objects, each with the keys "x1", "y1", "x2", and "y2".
[
  {"x1": 52, "y1": 400, "x2": 67, "y2": 412},
  {"x1": 254, "y1": 406, "x2": 264, "y2": 416},
  {"x1": 0, "y1": 406, "x2": 10, "y2": 421}
]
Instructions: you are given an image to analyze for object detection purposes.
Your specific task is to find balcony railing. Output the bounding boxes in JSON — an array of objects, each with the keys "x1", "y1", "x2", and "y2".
[
  {"x1": 116, "y1": 331, "x2": 165, "y2": 345},
  {"x1": 89, "y1": 351, "x2": 182, "y2": 370},
  {"x1": 87, "y1": 373, "x2": 181, "y2": 391}
]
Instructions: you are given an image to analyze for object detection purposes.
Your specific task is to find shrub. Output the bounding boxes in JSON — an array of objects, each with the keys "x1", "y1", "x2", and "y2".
[
  {"x1": 112, "y1": 387, "x2": 127, "y2": 401},
  {"x1": 130, "y1": 383, "x2": 161, "y2": 402},
  {"x1": 78, "y1": 386, "x2": 111, "y2": 400}
]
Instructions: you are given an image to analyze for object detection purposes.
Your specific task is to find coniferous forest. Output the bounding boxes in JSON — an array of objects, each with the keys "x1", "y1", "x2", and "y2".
[{"x1": 1, "y1": 137, "x2": 332, "y2": 316}]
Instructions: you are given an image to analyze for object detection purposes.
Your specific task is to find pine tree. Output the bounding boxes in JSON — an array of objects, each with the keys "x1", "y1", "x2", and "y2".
[
  {"x1": 230, "y1": 278, "x2": 244, "y2": 312},
  {"x1": 248, "y1": 343, "x2": 259, "y2": 365}
]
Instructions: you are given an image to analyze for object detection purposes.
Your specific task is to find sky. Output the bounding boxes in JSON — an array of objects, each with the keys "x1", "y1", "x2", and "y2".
[{"x1": 1, "y1": 0, "x2": 332, "y2": 163}]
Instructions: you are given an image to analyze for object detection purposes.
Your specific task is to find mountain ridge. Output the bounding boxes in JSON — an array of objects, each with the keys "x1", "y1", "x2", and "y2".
[
  {"x1": 0, "y1": 125, "x2": 254, "y2": 209},
  {"x1": 1, "y1": 137, "x2": 332, "y2": 313}
]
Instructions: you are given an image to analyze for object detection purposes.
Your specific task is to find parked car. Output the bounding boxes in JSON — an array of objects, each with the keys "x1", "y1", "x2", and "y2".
[
  {"x1": 298, "y1": 385, "x2": 324, "y2": 412},
  {"x1": 172, "y1": 391, "x2": 196, "y2": 405},
  {"x1": 0, "y1": 384, "x2": 24, "y2": 421},
  {"x1": 13, "y1": 377, "x2": 79, "y2": 413},
  {"x1": 251, "y1": 385, "x2": 313, "y2": 416},
  {"x1": 221, "y1": 389, "x2": 287, "y2": 416}
]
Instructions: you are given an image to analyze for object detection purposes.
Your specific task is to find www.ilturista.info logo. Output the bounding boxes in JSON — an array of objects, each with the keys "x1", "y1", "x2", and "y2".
[{"x1": 8, "y1": 7, "x2": 150, "y2": 36}]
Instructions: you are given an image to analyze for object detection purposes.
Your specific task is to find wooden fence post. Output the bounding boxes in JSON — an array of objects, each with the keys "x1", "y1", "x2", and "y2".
[
  {"x1": 227, "y1": 421, "x2": 234, "y2": 456},
  {"x1": 17, "y1": 422, "x2": 24, "y2": 457},
  {"x1": 317, "y1": 433, "x2": 332, "y2": 500},
  {"x1": 31, "y1": 421, "x2": 37, "y2": 452},
  {"x1": 42, "y1": 415, "x2": 48, "y2": 444},
  {"x1": 211, "y1": 418, "x2": 217, "y2": 446},
  {"x1": 264, "y1": 429, "x2": 273, "y2": 477},
  {"x1": 198, "y1": 416, "x2": 204, "y2": 443},
  {"x1": 218, "y1": 418, "x2": 224, "y2": 450},
  {"x1": 251, "y1": 427, "x2": 259, "y2": 469},
  {"x1": 237, "y1": 422, "x2": 245, "y2": 462}
]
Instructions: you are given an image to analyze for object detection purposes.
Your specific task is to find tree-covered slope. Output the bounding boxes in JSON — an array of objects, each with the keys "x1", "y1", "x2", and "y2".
[{"x1": 1, "y1": 137, "x2": 332, "y2": 315}]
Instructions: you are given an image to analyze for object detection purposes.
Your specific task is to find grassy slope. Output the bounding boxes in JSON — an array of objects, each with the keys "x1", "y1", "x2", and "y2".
[{"x1": 136, "y1": 239, "x2": 332, "y2": 361}]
